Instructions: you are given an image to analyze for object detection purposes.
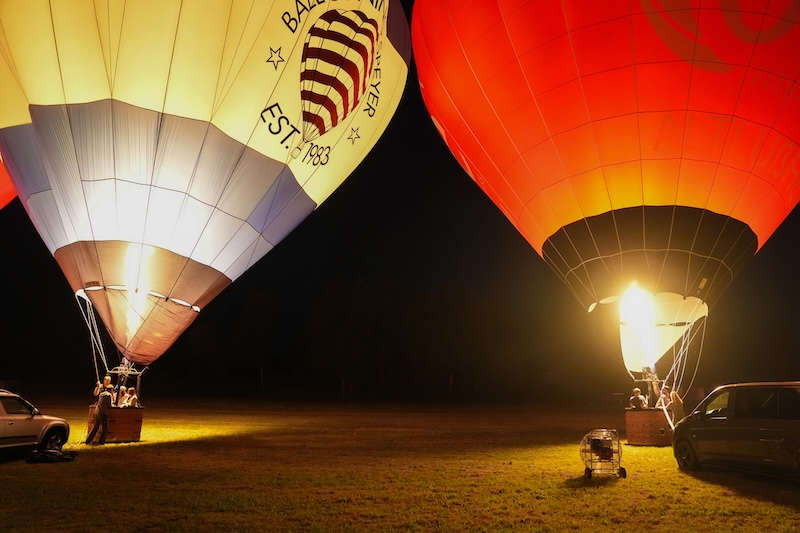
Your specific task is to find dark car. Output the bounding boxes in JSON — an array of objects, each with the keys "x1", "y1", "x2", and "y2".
[{"x1": 673, "y1": 382, "x2": 800, "y2": 475}]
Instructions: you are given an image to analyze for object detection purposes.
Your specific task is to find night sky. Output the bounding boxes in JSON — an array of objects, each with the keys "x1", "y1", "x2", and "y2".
[{"x1": 1, "y1": 2, "x2": 799, "y2": 403}]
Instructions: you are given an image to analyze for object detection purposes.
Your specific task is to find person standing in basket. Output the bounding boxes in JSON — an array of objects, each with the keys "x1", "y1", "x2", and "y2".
[
  {"x1": 116, "y1": 386, "x2": 128, "y2": 407},
  {"x1": 123, "y1": 387, "x2": 139, "y2": 408},
  {"x1": 86, "y1": 380, "x2": 113, "y2": 444},
  {"x1": 655, "y1": 385, "x2": 672, "y2": 409},
  {"x1": 628, "y1": 387, "x2": 647, "y2": 409},
  {"x1": 669, "y1": 390, "x2": 685, "y2": 422}
]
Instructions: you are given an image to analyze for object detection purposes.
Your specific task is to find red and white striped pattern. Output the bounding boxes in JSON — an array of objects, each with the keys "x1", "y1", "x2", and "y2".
[{"x1": 301, "y1": 10, "x2": 379, "y2": 141}]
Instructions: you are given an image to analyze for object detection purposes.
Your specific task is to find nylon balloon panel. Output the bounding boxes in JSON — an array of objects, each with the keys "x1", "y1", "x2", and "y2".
[
  {"x1": 56, "y1": 241, "x2": 229, "y2": 364},
  {"x1": 0, "y1": 0, "x2": 410, "y2": 204},
  {"x1": 0, "y1": 101, "x2": 316, "y2": 280},
  {"x1": 0, "y1": 0, "x2": 411, "y2": 364},
  {"x1": 413, "y1": 0, "x2": 800, "y2": 307},
  {"x1": 541, "y1": 206, "x2": 758, "y2": 310},
  {"x1": 0, "y1": 157, "x2": 14, "y2": 209}
]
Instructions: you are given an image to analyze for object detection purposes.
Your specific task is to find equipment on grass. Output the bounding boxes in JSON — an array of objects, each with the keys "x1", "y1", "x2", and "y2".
[{"x1": 580, "y1": 429, "x2": 626, "y2": 479}]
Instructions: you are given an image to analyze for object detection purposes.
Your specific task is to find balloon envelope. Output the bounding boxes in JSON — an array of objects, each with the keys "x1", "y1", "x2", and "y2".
[
  {"x1": 0, "y1": 0, "x2": 410, "y2": 364},
  {"x1": 0, "y1": 157, "x2": 14, "y2": 209},
  {"x1": 413, "y1": 0, "x2": 800, "y2": 312}
]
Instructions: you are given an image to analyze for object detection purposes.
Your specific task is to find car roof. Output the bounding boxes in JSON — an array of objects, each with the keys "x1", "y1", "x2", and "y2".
[
  {"x1": 717, "y1": 381, "x2": 800, "y2": 389},
  {"x1": 0, "y1": 389, "x2": 18, "y2": 397}
]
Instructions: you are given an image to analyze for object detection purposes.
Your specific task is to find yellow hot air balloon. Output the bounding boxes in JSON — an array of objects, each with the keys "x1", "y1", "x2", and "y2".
[{"x1": 0, "y1": 0, "x2": 410, "y2": 365}]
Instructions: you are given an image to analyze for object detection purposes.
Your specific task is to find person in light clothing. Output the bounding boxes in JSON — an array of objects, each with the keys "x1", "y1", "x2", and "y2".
[
  {"x1": 123, "y1": 387, "x2": 139, "y2": 408},
  {"x1": 116, "y1": 386, "x2": 128, "y2": 407},
  {"x1": 628, "y1": 387, "x2": 647, "y2": 409},
  {"x1": 655, "y1": 386, "x2": 671, "y2": 409}
]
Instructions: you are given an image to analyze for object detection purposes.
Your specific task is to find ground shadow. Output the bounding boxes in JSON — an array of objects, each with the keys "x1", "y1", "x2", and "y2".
[
  {"x1": 0, "y1": 448, "x2": 79, "y2": 464},
  {"x1": 0, "y1": 448, "x2": 31, "y2": 464},
  {"x1": 61, "y1": 409, "x2": 625, "y2": 458},
  {"x1": 684, "y1": 467, "x2": 800, "y2": 510},
  {"x1": 563, "y1": 474, "x2": 622, "y2": 489},
  {"x1": 29, "y1": 400, "x2": 631, "y2": 458},
  {"x1": 70, "y1": 423, "x2": 576, "y2": 458}
]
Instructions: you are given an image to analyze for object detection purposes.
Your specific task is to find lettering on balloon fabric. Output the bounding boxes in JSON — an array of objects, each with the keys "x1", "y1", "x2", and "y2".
[
  {"x1": 641, "y1": 0, "x2": 800, "y2": 73},
  {"x1": 363, "y1": 48, "x2": 382, "y2": 118},
  {"x1": 264, "y1": 0, "x2": 392, "y2": 156},
  {"x1": 282, "y1": 0, "x2": 327, "y2": 34},
  {"x1": 260, "y1": 103, "x2": 302, "y2": 148}
]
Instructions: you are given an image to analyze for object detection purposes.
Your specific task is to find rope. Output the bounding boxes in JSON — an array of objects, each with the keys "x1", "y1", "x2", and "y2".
[
  {"x1": 85, "y1": 298, "x2": 99, "y2": 381},
  {"x1": 649, "y1": 312, "x2": 707, "y2": 430},
  {"x1": 673, "y1": 324, "x2": 691, "y2": 392},
  {"x1": 660, "y1": 314, "x2": 705, "y2": 392},
  {"x1": 75, "y1": 294, "x2": 101, "y2": 380},
  {"x1": 681, "y1": 317, "x2": 708, "y2": 398},
  {"x1": 661, "y1": 403, "x2": 675, "y2": 431},
  {"x1": 74, "y1": 293, "x2": 110, "y2": 379},
  {"x1": 673, "y1": 316, "x2": 707, "y2": 396},
  {"x1": 88, "y1": 300, "x2": 109, "y2": 373}
]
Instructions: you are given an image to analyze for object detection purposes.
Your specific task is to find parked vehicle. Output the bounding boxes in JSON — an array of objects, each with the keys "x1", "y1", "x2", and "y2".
[
  {"x1": 673, "y1": 382, "x2": 800, "y2": 475},
  {"x1": 0, "y1": 390, "x2": 69, "y2": 452}
]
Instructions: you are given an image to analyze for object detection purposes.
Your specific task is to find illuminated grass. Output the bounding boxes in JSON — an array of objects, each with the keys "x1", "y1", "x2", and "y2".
[{"x1": 1, "y1": 402, "x2": 797, "y2": 532}]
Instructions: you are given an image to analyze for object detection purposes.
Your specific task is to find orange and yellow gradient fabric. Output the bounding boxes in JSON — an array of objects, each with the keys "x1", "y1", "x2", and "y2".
[{"x1": 413, "y1": 0, "x2": 800, "y2": 311}]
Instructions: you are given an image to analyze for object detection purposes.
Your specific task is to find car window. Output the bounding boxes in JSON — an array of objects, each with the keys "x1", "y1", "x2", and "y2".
[
  {"x1": 0, "y1": 397, "x2": 33, "y2": 415},
  {"x1": 779, "y1": 387, "x2": 800, "y2": 419},
  {"x1": 704, "y1": 391, "x2": 729, "y2": 417},
  {"x1": 734, "y1": 388, "x2": 779, "y2": 419}
]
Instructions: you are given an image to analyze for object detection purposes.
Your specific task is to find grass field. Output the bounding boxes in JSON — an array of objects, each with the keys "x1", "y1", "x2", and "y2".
[{"x1": 1, "y1": 400, "x2": 798, "y2": 532}]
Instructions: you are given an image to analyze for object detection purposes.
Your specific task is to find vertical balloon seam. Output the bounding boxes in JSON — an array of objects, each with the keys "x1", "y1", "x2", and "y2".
[
  {"x1": 0, "y1": 0, "x2": 410, "y2": 363},
  {"x1": 411, "y1": 0, "x2": 799, "y2": 317},
  {"x1": 676, "y1": 7, "x2": 767, "y2": 307},
  {"x1": 557, "y1": 2, "x2": 629, "y2": 294},
  {"x1": 420, "y1": 3, "x2": 601, "y2": 303},
  {"x1": 412, "y1": 5, "x2": 541, "y2": 242}
]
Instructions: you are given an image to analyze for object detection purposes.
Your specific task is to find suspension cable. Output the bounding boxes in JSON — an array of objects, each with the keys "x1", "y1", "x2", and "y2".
[
  {"x1": 75, "y1": 294, "x2": 101, "y2": 380},
  {"x1": 74, "y1": 293, "x2": 110, "y2": 378},
  {"x1": 88, "y1": 298, "x2": 109, "y2": 373},
  {"x1": 681, "y1": 317, "x2": 707, "y2": 398}
]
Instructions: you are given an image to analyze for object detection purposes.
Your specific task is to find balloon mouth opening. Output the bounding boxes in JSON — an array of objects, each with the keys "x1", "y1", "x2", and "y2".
[
  {"x1": 619, "y1": 282, "x2": 656, "y2": 329},
  {"x1": 76, "y1": 287, "x2": 201, "y2": 313},
  {"x1": 612, "y1": 283, "x2": 708, "y2": 372}
]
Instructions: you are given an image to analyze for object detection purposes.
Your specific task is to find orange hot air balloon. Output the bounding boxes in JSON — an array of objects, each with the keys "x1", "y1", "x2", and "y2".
[
  {"x1": 413, "y1": 1, "x2": 800, "y2": 382},
  {"x1": 0, "y1": 157, "x2": 15, "y2": 209}
]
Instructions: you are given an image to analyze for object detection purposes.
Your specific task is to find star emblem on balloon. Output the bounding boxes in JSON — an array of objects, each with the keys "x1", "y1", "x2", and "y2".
[
  {"x1": 265, "y1": 46, "x2": 285, "y2": 70},
  {"x1": 347, "y1": 127, "x2": 360, "y2": 145},
  {"x1": 0, "y1": 3, "x2": 411, "y2": 368}
]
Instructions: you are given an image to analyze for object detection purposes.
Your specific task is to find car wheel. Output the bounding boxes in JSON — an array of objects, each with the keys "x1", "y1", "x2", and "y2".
[
  {"x1": 674, "y1": 439, "x2": 698, "y2": 471},
  {"x1": 39, "y1": 429, "x2": 65, "y2": 452}
]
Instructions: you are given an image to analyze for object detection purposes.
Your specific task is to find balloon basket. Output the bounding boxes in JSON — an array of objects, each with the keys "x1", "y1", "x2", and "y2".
[
  {"x1": 87, "y1": 407, "x2": 143, "y2": 444},
  {"x1": 625, "y1": 408, "x2": 672, "y2": 446}
]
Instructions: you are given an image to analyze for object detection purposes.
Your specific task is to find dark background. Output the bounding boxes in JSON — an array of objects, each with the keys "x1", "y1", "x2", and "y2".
[{"x1": 1, "y1": 2, "x2": 799, "y2": 404}]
